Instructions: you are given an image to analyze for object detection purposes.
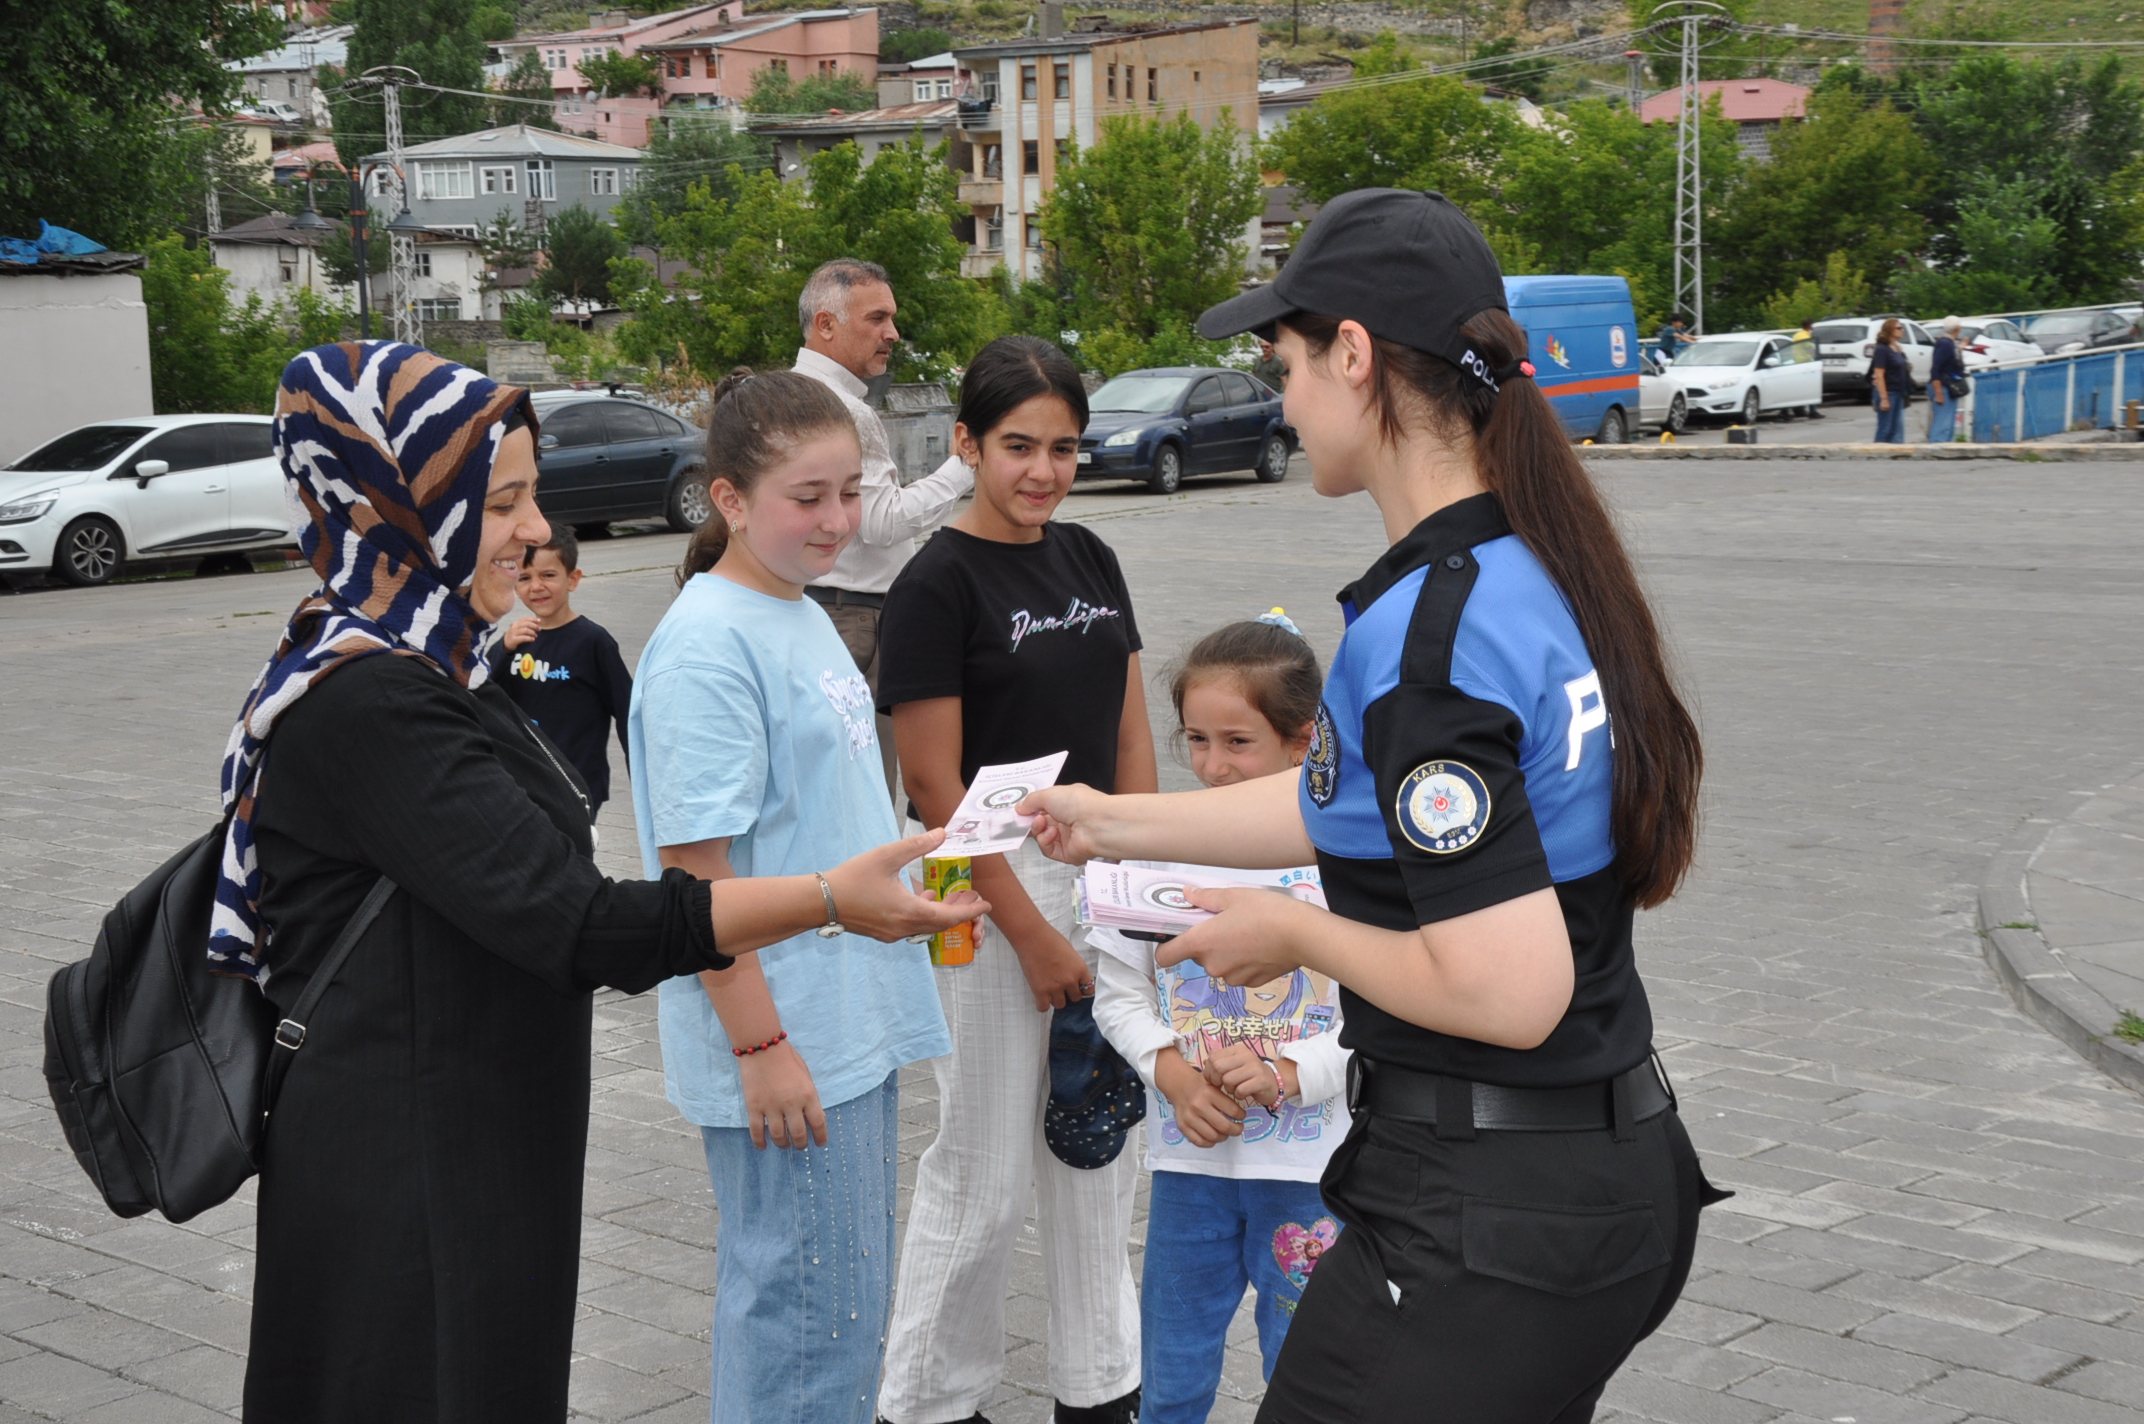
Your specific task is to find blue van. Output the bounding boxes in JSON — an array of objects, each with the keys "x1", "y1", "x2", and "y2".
[{"x1": 1503, "y1": 275, "x2": 1642, "y2": 443}]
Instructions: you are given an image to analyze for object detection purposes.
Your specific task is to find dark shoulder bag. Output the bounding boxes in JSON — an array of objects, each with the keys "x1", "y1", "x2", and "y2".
[{"x1": 42, "y1": 811, "x2": 393, "y2": 1223}]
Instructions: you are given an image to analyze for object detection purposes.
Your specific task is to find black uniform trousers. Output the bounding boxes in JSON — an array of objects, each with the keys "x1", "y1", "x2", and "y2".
[{"x1": 1256, "y1": 1085, "x2": 1707, "y2": 1423}]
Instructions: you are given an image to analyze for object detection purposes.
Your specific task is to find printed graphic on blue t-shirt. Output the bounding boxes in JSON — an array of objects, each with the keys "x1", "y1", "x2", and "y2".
[{"x1": 1301, "y1": 533, "x2": 1614, "y2": 883}]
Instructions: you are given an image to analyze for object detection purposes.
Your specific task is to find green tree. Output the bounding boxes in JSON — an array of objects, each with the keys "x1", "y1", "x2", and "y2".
[
  {"x1": 614, "y1": 117, "x2": 774, "y2": 246},
  {"x1": 0, "y1": 1, "x2": 282, "y2": 246},
  {"x1": 1709, "y1": 88, "x2": 1931, "y2": 328},
  {"x1": 1893, "y1": 176, "x2": 2063, "y2": 315},
  {"x1": 330, "y1": 0, "x2": 490, "y2": 168},
  {"x1": 1472, "y1": 37, "x2": 1551, "y2": 100},
  {"x1": 1907, "y1": 55, "x2": 2144, "y2": 304},
  {"x1": 1757, "y1": 251, "x2": 1873, "y2": 330},
  {"x1": 615, "y1": 137, "x2": 1000, "y2": 380},
  {"x1": 494, "y1": 51, "x2": 562, "y2": 130},
  {"x1": 881, "y1": 28, "x2": 957, "y2": 64},
  {"x1": 1499, "y1": 97, "x2": 1739, "y2": 328},
  {"x1": 1353, "y1": 31, "x2": 1415, "y2": 79},
  {"x1": 577, "y1": 50, "x2": 664, "y2": 98},
  {"x1": 320, "y1": 221, "x2": 392, "y2": 289},
  {"x1": 535, "y1": 205, "x2": 624, "y2": 312},
  {"x1": 745, "y1": 65, "x2": 878, "y2": 114},
  {"x1": 1264, "y1": 74, "x2": 1519, "y2": 210},
  {"x1": 139, "y1": 235, "x2": 310, "y2": 414},
  {"x1": 801, "y1": 140, "x2": 1001, "y2": 378},
  {"x1": 1039, "y1": 111, "x2": 1263, "y2": 357}
]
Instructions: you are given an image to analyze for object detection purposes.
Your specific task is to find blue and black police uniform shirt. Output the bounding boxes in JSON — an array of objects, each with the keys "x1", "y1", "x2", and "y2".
[{"x1": 1301, "y1": 492, "x2": 1651, "y2": 1089}]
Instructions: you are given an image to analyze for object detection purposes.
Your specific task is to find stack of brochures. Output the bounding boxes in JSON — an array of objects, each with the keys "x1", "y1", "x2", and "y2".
[{"x1": 1077, "y1": 863, "x2": 1231, "y2": 938}]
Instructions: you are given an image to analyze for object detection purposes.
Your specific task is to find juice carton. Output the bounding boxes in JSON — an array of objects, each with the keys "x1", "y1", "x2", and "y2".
[{"x1": 923, "y1": 856, "x2": 977, "y2": 966}]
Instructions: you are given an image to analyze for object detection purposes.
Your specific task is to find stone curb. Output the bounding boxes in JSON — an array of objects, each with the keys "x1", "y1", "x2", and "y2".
[
  {"x1": 1582, "y1": 442, "x2": 2144, "y2": 461},
  {"x1": 1977, "y1": 812, "x2": 2144, "y2": 1096}
]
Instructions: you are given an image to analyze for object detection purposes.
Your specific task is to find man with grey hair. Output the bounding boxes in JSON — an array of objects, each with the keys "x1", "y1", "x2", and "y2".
[{"x1": 791, "y1": 258, "x2": 974, "y2": 790}]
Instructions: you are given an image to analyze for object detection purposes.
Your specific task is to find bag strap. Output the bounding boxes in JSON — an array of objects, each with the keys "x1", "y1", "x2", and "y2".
[{"x1": 262, "y1": 875, "x2": 396, "y2": 1115}]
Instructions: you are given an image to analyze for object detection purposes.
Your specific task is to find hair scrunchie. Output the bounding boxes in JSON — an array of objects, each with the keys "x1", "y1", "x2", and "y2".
[{"x1": 1257, "y1": 607, "x2": 1305, "y2": 638}]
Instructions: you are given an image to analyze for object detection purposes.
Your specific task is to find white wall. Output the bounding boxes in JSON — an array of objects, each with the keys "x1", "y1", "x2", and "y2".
[
  {"x1": 212, "y1": 242, "x2": 338, "y2": 315},
  {"x1": 0, "y1": 273, "x2": 155, "y2": 467}
]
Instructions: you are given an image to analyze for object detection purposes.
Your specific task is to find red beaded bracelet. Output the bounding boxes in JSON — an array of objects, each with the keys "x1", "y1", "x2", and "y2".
[{"x1": 732, "y1": 1030, "x2": 788, "y2": 1059}]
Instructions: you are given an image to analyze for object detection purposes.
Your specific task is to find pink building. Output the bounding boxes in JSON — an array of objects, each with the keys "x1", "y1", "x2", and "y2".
[
  {"x1": 497, "y1": 4, "x2": 881, "y2": 148},
  {"x1": 1638, "y1": 78, "x2": 1810, "y2": 160}
]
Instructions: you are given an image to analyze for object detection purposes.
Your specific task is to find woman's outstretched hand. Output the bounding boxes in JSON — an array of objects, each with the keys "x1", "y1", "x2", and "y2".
[
  {"x1": 1155, "y1": 886, "x2": 1315, "y2": 989},
  {"x1": 1020, "y1": 784, "x2": 1108, "y2": 865},
  {"x1": 824, "y1": 828, "x2": 989, "y2": 941}
]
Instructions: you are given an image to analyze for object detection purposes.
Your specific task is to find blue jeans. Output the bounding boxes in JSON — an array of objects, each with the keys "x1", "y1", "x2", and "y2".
[
  {"x1": 1140, "y1": 1171, "x2": 1341, "y2": 1424},
  {"x1": 700, "y1": 1071, "x2": 899, "y2": 1424},
  {"x1": 1927, "y1": 389, "x2": 1958, "y2": 443},
  {"x1": 1872, "y1": 389, "x2": 1906, "y2": 443}
]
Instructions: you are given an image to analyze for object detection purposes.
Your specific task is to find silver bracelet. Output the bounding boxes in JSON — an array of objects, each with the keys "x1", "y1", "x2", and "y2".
[{"x1": 813, "y1": 872, "x2": 845, "y2": 939}]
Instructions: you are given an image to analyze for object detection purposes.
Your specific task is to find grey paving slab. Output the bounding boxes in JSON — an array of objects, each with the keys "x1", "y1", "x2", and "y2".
[{"x1": 2, "y1": 457, "x2": 2143, "y2": 1421}]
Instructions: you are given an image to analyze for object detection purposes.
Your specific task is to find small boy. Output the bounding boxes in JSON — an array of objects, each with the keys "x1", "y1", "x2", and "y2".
[{"x1": 491, "y1": 528, "x2": 634, "y2": 811}]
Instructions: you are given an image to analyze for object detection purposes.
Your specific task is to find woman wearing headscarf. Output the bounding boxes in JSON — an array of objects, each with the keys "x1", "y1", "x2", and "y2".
[{"x1": 222, "y1": 342, "x2": 979, "y2": 1422}]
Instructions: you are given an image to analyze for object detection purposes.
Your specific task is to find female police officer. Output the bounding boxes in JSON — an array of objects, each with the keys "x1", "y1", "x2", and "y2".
[{"x1": 1020, "y1": 189, "x2": 1720, "y2": 1422}]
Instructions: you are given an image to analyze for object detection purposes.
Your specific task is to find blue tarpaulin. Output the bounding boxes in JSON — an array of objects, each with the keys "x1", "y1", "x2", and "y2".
[{"x1": 0, "y1": 221, "x2": 110, "y2": 265}]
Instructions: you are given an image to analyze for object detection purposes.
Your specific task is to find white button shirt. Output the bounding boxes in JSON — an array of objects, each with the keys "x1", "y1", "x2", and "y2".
[{"x1": 791, "y1": 346, "x2": 974, "y2": 595}]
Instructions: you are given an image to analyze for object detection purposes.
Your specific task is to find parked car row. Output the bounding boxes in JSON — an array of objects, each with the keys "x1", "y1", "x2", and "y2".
[
  {"x1": 1077, "y1": 367, "x2": 1293, "y2": 494},
  {"x1": 1, "y1": 391, "x2": 714, "y2": 588}
]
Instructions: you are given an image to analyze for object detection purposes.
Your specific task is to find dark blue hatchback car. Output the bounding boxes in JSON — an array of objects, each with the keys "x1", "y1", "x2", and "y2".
[{"x1": 1077, "y1": 367, "x2": 1293, "y2": 494}]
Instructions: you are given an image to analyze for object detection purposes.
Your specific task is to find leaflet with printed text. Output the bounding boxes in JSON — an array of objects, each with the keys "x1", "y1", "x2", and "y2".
[{"x1": 929, "y1": 751, "x2": 1070, "y2": 860}]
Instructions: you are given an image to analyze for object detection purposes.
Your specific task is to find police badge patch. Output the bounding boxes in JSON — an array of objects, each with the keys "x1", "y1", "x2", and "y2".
[
  {"x1": 1395, "y1": 761, "x2": 1490, "y2": 854},
  {"x1": 1305, "y1": 703, "x2": 1340, "y2": 807}
]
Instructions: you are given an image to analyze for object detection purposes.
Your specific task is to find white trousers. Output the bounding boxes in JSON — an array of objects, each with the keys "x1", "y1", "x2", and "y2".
[{"x1": 878, "y1": 837, "x2": 1141, "y2": 1423}]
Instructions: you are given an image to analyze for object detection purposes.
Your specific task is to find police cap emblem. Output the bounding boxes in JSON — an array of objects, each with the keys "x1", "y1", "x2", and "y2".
[
  {"x1": 1305, "y1": 703, "x2": 1339, "y2": 808},
  {"x1": 1395, "y1": 761, "x2": 1490, "y2": 854}
]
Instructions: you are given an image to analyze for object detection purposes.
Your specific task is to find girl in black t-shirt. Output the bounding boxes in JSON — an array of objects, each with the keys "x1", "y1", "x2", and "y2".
[{"x1": 876, "y1": 337, "x2": 1155, "y2": 1424}]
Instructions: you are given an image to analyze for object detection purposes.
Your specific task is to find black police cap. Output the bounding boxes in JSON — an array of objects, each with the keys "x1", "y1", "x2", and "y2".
[{"x1": 1198, "y1": 188, "x2": 1523, "y2": 390}]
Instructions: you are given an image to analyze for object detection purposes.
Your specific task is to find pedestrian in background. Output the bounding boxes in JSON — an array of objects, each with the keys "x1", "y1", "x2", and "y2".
[
  {"x1": 1656, "y1": 314, "x2": 1688, "y2": 359},
  {"x1": 491, "y1": 526, "x2": 633, "y2": 816},
  {"x1": 1927, "y1": 316, "x2": 1966, "y2": 444},
  {"x1": 791, "y1": 258, "x2": 975, "y2": 793},
  {"x1": 1253, "y1": 338, "x2": 1287, "y2": 391},
  {"x1": 1870, "y1": 317, "x2": 1911, "y2": 444}
]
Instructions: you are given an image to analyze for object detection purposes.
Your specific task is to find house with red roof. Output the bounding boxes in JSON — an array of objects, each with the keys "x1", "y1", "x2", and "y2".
[{"x1": 1638, "y1": 78, "x2": 1810, "y2": 160}]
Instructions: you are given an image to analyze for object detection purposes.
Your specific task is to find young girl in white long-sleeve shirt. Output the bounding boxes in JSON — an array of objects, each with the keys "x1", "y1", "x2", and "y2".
[{"x1": 1088, "y1": 612, "x2": 1353, "y2": 1424}]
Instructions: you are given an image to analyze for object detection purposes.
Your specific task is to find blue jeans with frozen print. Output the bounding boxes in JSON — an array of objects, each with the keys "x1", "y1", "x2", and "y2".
[
  {"x1": 1139, "y1": 1170, "x2": 1341, "y2": 1424},
  {"x1": 701, "y1": 1071, "x2": 899, "y2": 1424}
]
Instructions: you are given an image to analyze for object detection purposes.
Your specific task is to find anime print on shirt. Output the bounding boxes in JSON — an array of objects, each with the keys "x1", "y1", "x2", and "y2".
[{"x1": 1157, "y1": 950, "x2": 1341, "y2": 1153}]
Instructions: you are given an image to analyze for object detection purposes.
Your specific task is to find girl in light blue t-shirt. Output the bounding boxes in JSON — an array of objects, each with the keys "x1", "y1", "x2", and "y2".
[{"x1": 627, "y1": 370, "x2": 954, "y2": 1424}]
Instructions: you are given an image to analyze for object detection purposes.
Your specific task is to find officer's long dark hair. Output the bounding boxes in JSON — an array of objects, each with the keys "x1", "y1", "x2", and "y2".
[{"x1": 1284, "y1": 310, "x2": 1703, "y2": 908}]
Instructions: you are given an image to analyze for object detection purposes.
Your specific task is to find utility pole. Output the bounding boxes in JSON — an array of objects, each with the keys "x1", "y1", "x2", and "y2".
[
  {"x1": 205, "y1": 144, "x2": 221, "y2": 238},
  {"x1": 380, "y1": 73, "x2": 422, "y2": 347},
  {"x1": 1624, "y1": 48, "x2": 1644, "y2": 112},
  {"x1": 1653, "y1": 2, "x2": 1726, "y2": 335}
]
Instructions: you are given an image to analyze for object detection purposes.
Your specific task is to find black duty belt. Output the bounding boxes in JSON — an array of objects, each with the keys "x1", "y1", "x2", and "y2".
[
  {"x1": 803, "y1": 585, "x2": 885, "y2": 610},
  {"x1": 1348, "y1": 1054, "x2": 1675, "y2": 1142}
]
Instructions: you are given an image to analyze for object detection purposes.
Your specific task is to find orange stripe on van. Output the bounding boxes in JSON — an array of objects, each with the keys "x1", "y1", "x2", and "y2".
[{"x1": 1536, "y1": 374, "x2": 1642, "y2": 398}]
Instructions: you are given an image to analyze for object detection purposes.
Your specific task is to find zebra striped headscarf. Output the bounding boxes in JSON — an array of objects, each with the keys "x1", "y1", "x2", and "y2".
[{"x1": 210, "y1": 341, "x2": 534, "y2": 983}]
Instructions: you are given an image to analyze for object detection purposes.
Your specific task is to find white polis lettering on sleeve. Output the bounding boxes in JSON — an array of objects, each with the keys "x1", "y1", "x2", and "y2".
[{"x1": 1564, "y1": 670, "x2": 1608, "y2": 771}]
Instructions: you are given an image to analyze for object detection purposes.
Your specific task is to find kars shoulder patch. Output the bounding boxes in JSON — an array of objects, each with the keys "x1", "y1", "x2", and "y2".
[
  {"x1": 1305, "y1": 703, "x2": 1340, "y2": 808},
  {"x1": 1394, "y1": 760, "x2": 1491, "y2": 855}
]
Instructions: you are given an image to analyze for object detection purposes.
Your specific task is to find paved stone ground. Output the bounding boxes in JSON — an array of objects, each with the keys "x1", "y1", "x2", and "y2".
[
  {"x1": 0, "y1": 457, "x2": 2141, "y2": 1422},
  {"x1": 2028, "y1": 770, "x2": 2144, "y2": 1034}
]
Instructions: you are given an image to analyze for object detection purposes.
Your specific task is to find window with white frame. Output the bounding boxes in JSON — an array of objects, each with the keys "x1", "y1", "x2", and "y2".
[
  {"x1": 436, "y1": 225, "x2": 479, "y2": 238},
  {"x1": 413, "y1": 251, "x2": 433, "y2": 277},
  {"x1": 415, "y1": 298, "x2": 463, "y2": 320},
  {"x1": 525, "y1": 160, "x2": 556, "y2": 200},
  {"x1": 588, "y1": 167, "x2": 619, "y2": 196},
  {"x1": 415, "y1": 161, "x2": 473, "y2": 200},
  {"x1": 480, "y1": 165, "x2": 518, "y2": 195},
  {"x1": 368, "y1": 167, "x2": 395, "y2": 197},
  {"x1": 984, "y1": 209, "x2": 1003, "y2": 250},
  {"x1": 914, "y1": 79, "x2": 932, "y2": 102},
  {"x1": 544, "y1": 48, "x2": 567, "y2": 68}
]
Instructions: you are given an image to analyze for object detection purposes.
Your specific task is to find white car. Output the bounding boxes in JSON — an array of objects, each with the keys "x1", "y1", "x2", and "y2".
[
  {"x1": 1953, "y1": 316, "x2": 2043, "y2": 372},
  {"x1": 0, "y1": 415, "x2": 290, "y2": 587},
  {"x1": 1811, "y1": 315, "x2": 1935, "y2": 396},
  {"x1": 1636, "y1": 348, "x2": 1689, "y2": 433},
  {"x1": 1665, "y1": 331, "x2": 1824, "y2": 425}
]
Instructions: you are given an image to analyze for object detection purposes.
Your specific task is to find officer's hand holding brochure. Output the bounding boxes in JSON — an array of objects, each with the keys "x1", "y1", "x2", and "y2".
[
  {"x1": 928, "y1": 751, "x2": 1070, "y2": 861},
  {"x1": 1078, "y1": 861, "x2": 1327, "y2": 939}
]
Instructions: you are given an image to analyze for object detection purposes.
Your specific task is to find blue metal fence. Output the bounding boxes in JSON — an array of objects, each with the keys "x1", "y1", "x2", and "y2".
[{"x1": 1968, "y1": 345, "x2": 2144, "y2": 442}]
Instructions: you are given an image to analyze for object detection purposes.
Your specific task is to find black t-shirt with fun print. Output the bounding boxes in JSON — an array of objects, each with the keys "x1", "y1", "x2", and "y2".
[{"x1": 878, "y1": 522, "x2": 1142, "y2": 800}]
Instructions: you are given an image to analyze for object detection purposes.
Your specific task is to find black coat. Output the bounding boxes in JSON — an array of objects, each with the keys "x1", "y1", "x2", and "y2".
[{"x1": 243, "y1": 653, "x2": 713, "y2": 1423}]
